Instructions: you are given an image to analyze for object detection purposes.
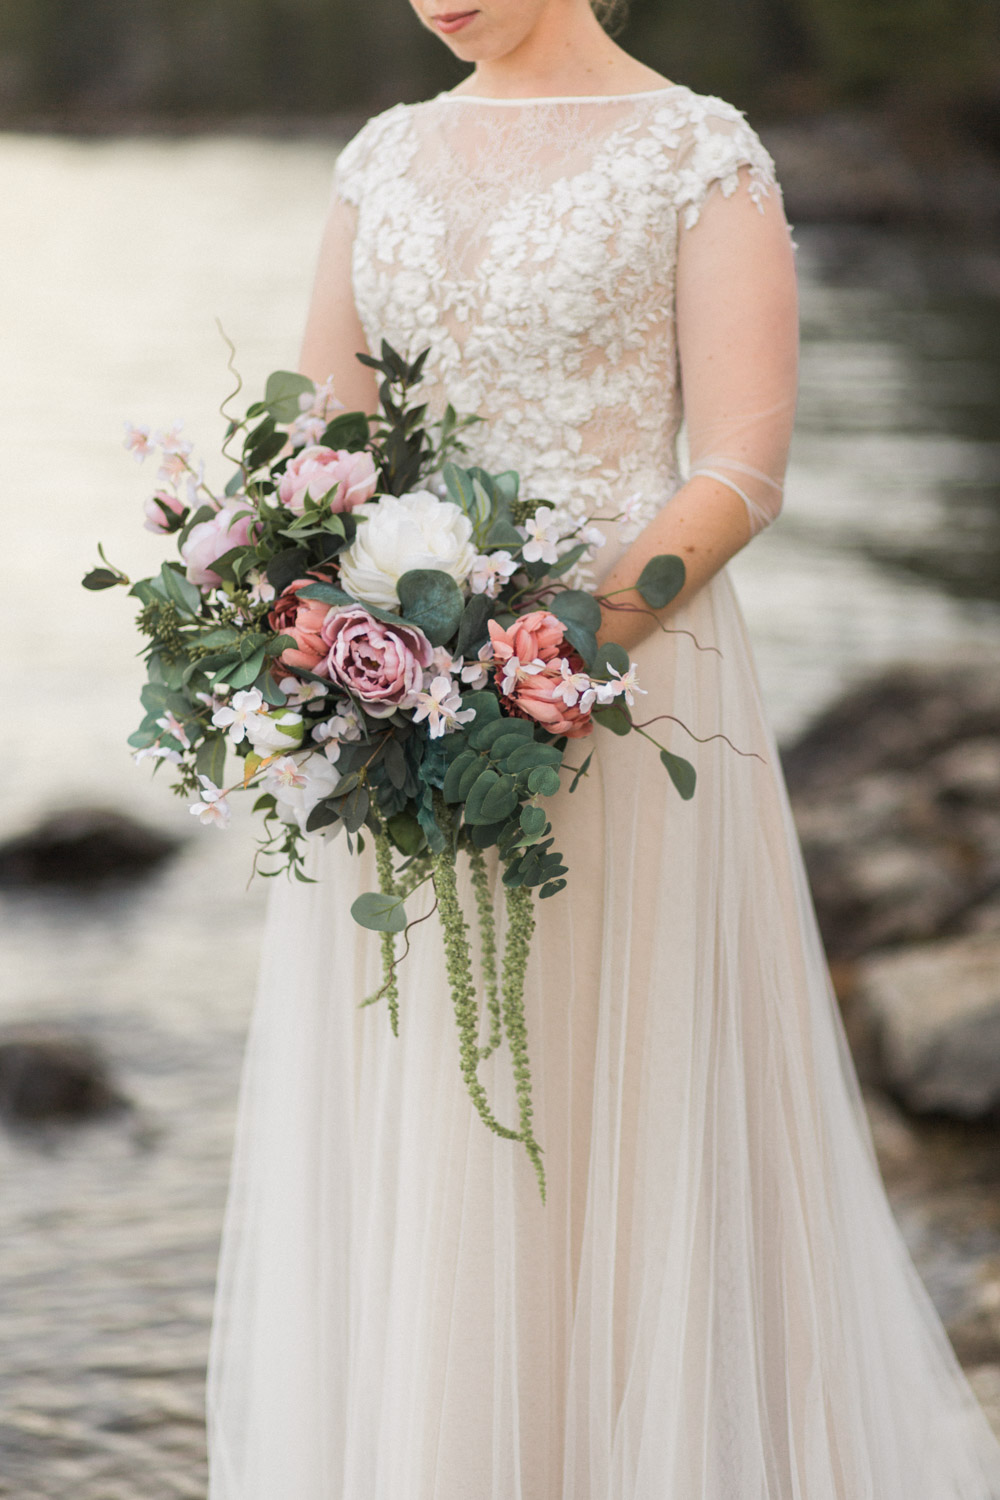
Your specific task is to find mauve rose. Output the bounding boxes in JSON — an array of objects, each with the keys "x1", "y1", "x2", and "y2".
[
  {"x1": 319, "y1": 607, "x2": 433, "y2": 718},
  {"x1": 268, "y1": 577, "x2": 335, "y2": 674},
  {"x1": 181, "y1": 504, "x2": 255, "y2": 588},
  {"x1": 487, "y1": 610, "x2": 566, "y2": 667},
  {"x1": 143, "y1": 489, "x2": 186, "y2": 534},
  {"x1": 278, "y1": 446, "x2": 379, "y2": 516},
  {"x1": 505, "y1": 654, "x2": 594, "y2": 739}
]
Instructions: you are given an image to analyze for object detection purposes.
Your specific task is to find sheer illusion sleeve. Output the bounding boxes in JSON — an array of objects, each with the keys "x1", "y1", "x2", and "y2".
[
  {"x1": 297, "y1": 123, "x2": 379, "y2": 407},
  {"x1": 673, "y1": 105, "x2": 799, "y2": 537}
]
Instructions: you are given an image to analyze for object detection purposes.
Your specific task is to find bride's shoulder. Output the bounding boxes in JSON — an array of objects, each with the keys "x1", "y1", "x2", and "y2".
[
  {"x1": 652, "y1": 85, "x2": 780, "y2": 228},
  {"x1": 331, "y1": 100, "x2": 420, "y2": 206}
]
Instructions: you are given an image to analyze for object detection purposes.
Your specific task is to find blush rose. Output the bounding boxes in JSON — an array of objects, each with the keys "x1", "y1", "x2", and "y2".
[
  {"x1": 181, "y1": 503, "x2": 256, "y2": 589},
  {"x1": 267, "y1": 577, "x2": 337, "y2": 675}
]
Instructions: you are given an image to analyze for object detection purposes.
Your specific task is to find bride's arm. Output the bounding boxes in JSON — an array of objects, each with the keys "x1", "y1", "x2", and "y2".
[
  {"x1": 298, "y1": 192, "x2": 380, "y2": 413},
  {"x1": 595, "y1": 166, "x2": 799, "y2": 651}
]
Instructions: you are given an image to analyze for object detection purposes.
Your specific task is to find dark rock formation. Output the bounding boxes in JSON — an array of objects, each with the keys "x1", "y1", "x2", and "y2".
[
  {"x1": 0, "y1": 807, "x2": 181, "y2": 890},
  {"x1": 783, "y1": 665, "x2": 1000, "y2": 961},
  {"x1": 0, "y1": 1027, "x2": 128, "y2": 1126}
]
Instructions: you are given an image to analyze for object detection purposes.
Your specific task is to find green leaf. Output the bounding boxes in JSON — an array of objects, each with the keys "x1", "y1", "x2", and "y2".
[
  {"x1": 470, "y1": 819, "x2": 507, "y2": 848},
  {"x1": 442, "y1": 462, "x2": 475, "y2": 514},
  {"x1": 382, "y1": 736, "x2": 407, "y2": 790},
  {"x1": 320, "y1": 411, "x2": 371, "y2": 450},
  {"x1": 504, "y1": 741, "x2": 563, "y2": 774},
  {"x1": 305, "y1": 800, "x2": 342, "y2": 832},
  {"x1": 469, "y1": 715, "x2": 532, "y2": 752},
  {"x1": 660, "y1": 748, "x2": 697, "y2": 800},
  {"x1": 548, "y1": 589, "x2": 602, "y2": 633},
  {"x1": 491, "y1": 731, "x2": 538, "y2": 762},
  {"x1": 544, "y1": 542, "x2": 587, "y2": 580},
  {"x1": 457, "y1": 753, "x2": 489, "y2": 802},
  {"x1": 443, "y1": 748, "x2": 478, "y2": 802},
  {"x1": 82, "y1": 567, "x2": 122, "y2": 591},
  {"x1": 386, "y1": 810, "x2": 424, "y2": 855},
  {"x1": 464, "y1": 767, "x2": 500, "y2": 824},
  {"x1": 195, "y1": 734, "x2": 226, "y2": 787},
  {"x1": 561, "y1": 620, "x2": 598, "y2": 669},
  {"x1": 527, "y1": 765, "x2": 561, "y2": 797},
  {"x1": 593, "y1": 704, "x2": 632, "y2": 736},
  {"x1": 592, "y1": 642, "x2": 630, "y2": 679},
  {"x1": 395, "y1": 568, "x2": 464, "y2": 647},
  {"x1": 520, "y1": 804, "x2": 547, "y2": 838},
  {"x1": 351, "y1": 891, "x2": 408, "y2": 934},
  {"x1": 455, "y1": 594, "x2": 493, "y2": 658},
  {"x1": 492, "y1": 471, "x2": 519, "y2": 506},
  {"x1": 226, "y1": 649, "x2": 266, "y2": 689},
  {"x1": 461, "y1": 690, "x2": 501, "y2": 726},
  {"x1": 480, "y1": 773, "x2": 519, "y2": 823},
  {"x1": 196, "y1": 626, "x2": 240, "y2": 649},
  {"x1": 265, "y1": 546, "x2": 312, "y2": 594},
  {"x1": 160, "y1": 562, "x2": 202, "y2": 617},
  {"x1": 539, "y1": 878, "x2": 567, "y2": 898},
  {"x1": 569, "y1": 750, "x2": 594, "y2": 792},
  {"x1": 484, "y1": 518, "x2": 524, "y2": 550},
  {"x1": 636, "y1": 554, "x2": 686, "y2": 610},
  {"x1": 297, "y1": 581, "x2": 355, "y2": 608},
  {"x1": 265, "y1": 369, "x2": 315, "y2": 423}
]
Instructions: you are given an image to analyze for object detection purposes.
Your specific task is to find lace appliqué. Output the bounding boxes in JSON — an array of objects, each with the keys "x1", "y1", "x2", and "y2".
[{"x1": 331, "y1": 87, "x2": 782, "y2": 581}]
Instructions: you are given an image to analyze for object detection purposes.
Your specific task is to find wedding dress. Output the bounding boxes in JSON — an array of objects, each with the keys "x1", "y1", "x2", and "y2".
[{"x1": 206, "y1": 86, "x2": 1000, "y2": 1498}]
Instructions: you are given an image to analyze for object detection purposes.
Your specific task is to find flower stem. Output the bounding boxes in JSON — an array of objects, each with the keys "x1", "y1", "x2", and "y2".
[{"x1": 373, "y1": 824, "x2": 401, "y2": 1035}]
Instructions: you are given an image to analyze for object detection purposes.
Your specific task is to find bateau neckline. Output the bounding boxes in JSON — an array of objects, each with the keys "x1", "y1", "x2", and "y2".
[{"x1": 436, "y1": 84, "x2": 684, "y2": 107}]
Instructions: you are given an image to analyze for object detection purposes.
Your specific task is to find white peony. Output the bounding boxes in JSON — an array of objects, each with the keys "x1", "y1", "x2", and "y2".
[{"x1": 338, "y1": 490, "x2": 477, "y2": 610}]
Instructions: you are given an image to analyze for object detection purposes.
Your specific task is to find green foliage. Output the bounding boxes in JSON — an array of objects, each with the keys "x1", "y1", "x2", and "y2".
[
  {"x1": 660, "y1": 747, "x2": 697, "y2": 800},
  {"x1": 636, "y1": 554, "x2": 686, "y2": 611}
]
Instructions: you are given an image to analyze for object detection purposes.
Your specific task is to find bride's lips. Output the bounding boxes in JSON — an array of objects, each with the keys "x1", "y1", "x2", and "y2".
[{"x1": 432, "y1": 9, "x2": 479, "y2": 33}]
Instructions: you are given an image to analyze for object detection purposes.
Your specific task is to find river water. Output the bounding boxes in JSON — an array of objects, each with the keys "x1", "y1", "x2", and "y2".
[{"x1": 0, "y1": 134, "x2": 998, "y2": 1497}]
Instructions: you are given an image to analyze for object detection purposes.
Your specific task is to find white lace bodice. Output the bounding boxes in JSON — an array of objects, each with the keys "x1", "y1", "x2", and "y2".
[{"x1": 331, "y1": 85, "x2": 789, "y2": 550}]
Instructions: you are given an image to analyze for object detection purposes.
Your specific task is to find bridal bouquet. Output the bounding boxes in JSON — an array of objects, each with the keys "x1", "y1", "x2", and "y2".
[{"x1": 85, "y1": 343, "x2": 694, "y2": 1196}]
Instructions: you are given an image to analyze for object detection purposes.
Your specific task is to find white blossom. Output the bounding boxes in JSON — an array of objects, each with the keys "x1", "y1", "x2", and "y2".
[
  {"x1": 212, "y1": 688, "x2": 264, "y2": 745},
  {"x1": 278, "y1": 675, "x2": 329, "y2": 707},
  {"x1": 499, "y1": 653, "x2": 546, "y2": 697},
  {"x1": 411, "y1": 675, "x2": 477, "y2": 738},
  {"x1": 518, "y1": 506, "x2": 561, "y2": 566},
  {"x1": 189, "y1": 775, "x2": 231, "y2": 828},
  {"x1": 469, "y1": 549, "x2": 518, "y2": 598}
]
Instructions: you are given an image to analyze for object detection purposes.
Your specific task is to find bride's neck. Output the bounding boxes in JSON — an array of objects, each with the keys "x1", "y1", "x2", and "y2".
[{"x1": 456, "y1": 4, "x2": 663, "y2": 100}]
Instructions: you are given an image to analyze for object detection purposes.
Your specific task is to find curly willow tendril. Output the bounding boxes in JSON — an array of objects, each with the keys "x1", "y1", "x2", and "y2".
[
  {"x1": 373, "y1": 825, "x2": 401, "y2": 1036},
  {"x1": 467, "y1": 844, "x2": 502, "y2": 1058},
  {"x1": 501, "y1": 884, "x2": 545, "y2": 1200}
]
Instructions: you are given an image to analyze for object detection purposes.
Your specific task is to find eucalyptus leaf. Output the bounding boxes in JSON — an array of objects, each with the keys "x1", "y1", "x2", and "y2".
[
  {"x1": 539, "y1": 878, "x2": 567, "y2": 898},
  {"x1": 593, "y1": 704, "x2": 632, "y2": 736},
  {"x1": 505, "y1": 741, "x2": 563, "y2": 774},
  {"x1": 351, "y1": 890, "x2": 408, "y2": 934},
  {"x1": 592, "y1": 642, "x2": 630, "y2": 679},
  {"x1": 480, "y1": 773, "x2": 519, "y2": 823},
  {"x1": 455, "y1": 594, "x2": 493, "y2": 658},
  {"x1": 395, "y1": 568, "x2": 464, "y2": 646},
  {"x1": 636, "y1": 554, "x2": 686, "y2": 610},
  {"x1": 464, "y1": 767, "x2": 500, "y2": 824},
  {"x1": 457, "y1": 753, "x2": 489, "y2": 802},
  {"x1": 548, "y1": 589, "x2": 602, "y2": 632},
  {"x1": 227, "y1": 649, "x2": 266, "y2": 689},
  {"x1": 443, "y1": 748, "x2": 478, "y2": 802},
  {"x1": 520, "y1": 804, "x2": 547, "y2": 838},
  {"x1": 265, "y1": 369, "x2": 315, "y2": 423},
  {"x1": 527, "y1": 765, "x2": 561, "y2": 797},
  {"x1": 461, "y1": 690, "x2": 501, "y2": 726},
  {"x1": 660, "y1": 748, "x2": 697, "y2": 800}
]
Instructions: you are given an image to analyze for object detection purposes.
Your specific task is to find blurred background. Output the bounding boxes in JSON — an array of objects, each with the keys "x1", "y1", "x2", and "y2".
[{"x1": 1, "y1": 1, "x2": 999, "y2": 1496}]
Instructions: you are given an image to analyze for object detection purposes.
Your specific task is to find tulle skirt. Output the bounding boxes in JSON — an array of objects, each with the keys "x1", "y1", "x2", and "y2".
[{"x1": 206, "y1": 567, "x2": 1000, "y2": 1499}]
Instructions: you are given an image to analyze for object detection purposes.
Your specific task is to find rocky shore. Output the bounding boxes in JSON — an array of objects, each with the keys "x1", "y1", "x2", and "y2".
[{"x1": 783, "y1": 660, "x2": 1000, "y2": 1428}]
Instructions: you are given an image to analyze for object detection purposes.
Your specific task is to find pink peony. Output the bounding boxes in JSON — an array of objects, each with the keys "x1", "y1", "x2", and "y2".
[
  {"x1": 267, "y1": 576, "x2": 336, "y2": 675},
  {"x1": 319, "y1": 607, "x2": 433, "y2": 719},
  {"x1": 181, "y1": 504, "x2": 255, "y2": 588},
  {"x1": 487, "y1": 610, "x2": 566, "y2": 669},
  {"x1": 278, "y1": 446, "x2": 379, "y2": 516},
  {"x1": 143, "y1": 489, "x2": 187, "y2": 534}
]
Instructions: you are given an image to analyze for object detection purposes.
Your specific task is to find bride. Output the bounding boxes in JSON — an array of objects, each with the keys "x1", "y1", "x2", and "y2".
[{"x1": 206, "y1": 1, "x2": 1000, "y2": 1496}]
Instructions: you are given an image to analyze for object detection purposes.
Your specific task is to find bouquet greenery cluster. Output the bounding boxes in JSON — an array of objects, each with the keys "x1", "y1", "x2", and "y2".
[{"x1": 86, "y1": 343, "x2": 695, "y2": 1196}]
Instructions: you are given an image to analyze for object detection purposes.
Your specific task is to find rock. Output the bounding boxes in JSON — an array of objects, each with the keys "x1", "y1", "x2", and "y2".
[
  {"x1": 0, "y1": 807, "x2": 181, "y2": 890},
  {"x1": 782, "y1": 665, "x2": 1000, "y2": 959},
  {"x1": 856, "y1": 932, "x2": 1000, "y2": 1118},
  {"x1": 0, "y1": 1027, "x2": 128, "y2": 1125}
]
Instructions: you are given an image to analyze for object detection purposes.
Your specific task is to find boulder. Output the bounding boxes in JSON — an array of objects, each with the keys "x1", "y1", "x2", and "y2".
[
  {"x1": 856, "y1": 931, "x2": 1000, "y2": 1118},
  {"x1": 0, "y1": 1026, "x2": 128, "y2": 1126},
  {"x1": 782, "y1": 665, "x2": 1000, "y2": 960},
  {"x1": 0, "y1": 807, "x2": 181, "y2": 890}
]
